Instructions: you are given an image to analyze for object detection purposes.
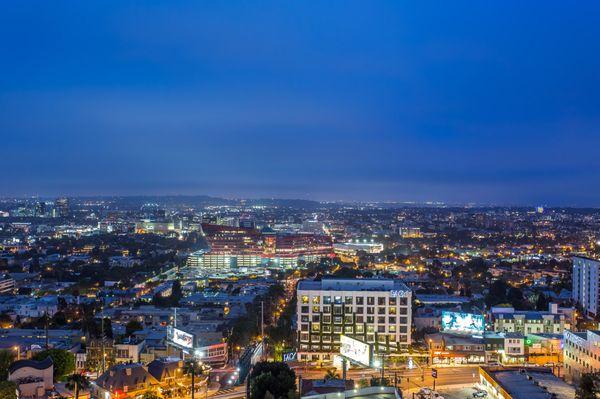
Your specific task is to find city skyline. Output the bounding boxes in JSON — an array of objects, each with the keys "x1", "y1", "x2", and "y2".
[{"x1": 3, "y1": 2, "x2": 600, "y2": 205}]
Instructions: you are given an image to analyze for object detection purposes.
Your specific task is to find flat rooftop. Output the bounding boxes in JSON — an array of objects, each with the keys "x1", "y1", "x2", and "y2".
[
  {"x1": 415, "y1": 294, "x2": 470, "y2": 304},
  {"x1": 298, "y1": 278, "x2": 410, "y2": 292},
  {"x1": 484, "y1": 368, "x2": 574, "y2": 399}
]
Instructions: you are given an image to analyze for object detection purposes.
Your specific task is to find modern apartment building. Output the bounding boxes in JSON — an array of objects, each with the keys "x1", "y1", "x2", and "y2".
[
  {"x1": 572, "y1": 256, "x2": 600, "y2": 316},
  {"x1": 491, "y1": 303, "x2": 570, "y2": 334},
  {"x1": 564, "y1": 329, "x2": 600, "y2": 383},
  {"x1": 296, "y1": 278, "x2": 412, "y2": 364}
]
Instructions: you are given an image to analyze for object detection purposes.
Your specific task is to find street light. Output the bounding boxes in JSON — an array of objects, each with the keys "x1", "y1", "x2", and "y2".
[{"x1": 428, "y1": 339, "x2": 433, "y2": 365}]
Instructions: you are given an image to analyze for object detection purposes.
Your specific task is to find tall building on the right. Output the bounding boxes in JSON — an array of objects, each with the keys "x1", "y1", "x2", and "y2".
[{"x1": 572, "y1": 256, "x2": 600, "y2": 316}]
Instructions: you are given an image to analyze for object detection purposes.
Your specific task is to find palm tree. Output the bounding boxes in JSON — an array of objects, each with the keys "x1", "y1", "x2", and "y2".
[
  {"x1": 66, "y1": 373, "x2": 90, "y2": 399},
  {"x1": 324, "y1": 369, "x2": 340, "y2": 380},
  {"x1": 142, "y1": 389, "x2": 162, "y2": 399},
  {"x1": 184, "y1": 360, "x2": 204, "y2": 399}
]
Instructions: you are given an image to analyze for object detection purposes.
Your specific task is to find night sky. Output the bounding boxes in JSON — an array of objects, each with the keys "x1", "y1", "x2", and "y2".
[{"x1": 2, "y1": 2, "x2": 600, "y2": 205}]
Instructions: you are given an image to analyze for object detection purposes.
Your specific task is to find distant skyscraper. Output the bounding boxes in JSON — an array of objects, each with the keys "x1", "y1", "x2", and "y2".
[
  {"x1": 55, "y1": 197, "x2": 69, "y2": 218},
  {"x1": 238, "y1": 218, "x2": 256, "y2": 229},
  {"x1": 35, "y1": 201, "x2": 46, "y2": 217}
]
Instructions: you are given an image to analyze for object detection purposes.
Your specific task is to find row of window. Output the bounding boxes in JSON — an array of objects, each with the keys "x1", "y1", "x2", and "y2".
[
  {"x1": 300, "y1": 295, "x2": 408, "y2": 306},
  {"x1": 300, "y1": 314, "x2": 409, "y2": 324},
  {"x1": 497, "y1": 318, "x2": 559, "y2": 324},
  {"x1": 300, "y1": 323, "x2": 409, "y2": 334},
  {"x1": 299, "y1": 333, "x2": 409, "y2": 344},
  {"x1": 300, "y1": 305, "x2": 409, "y2": 315},
  {"x1": 565, "y1": 339, "x2": 600, "y2": 361},
  {"x1": 496, "y1": 326, "x2": 557, "y2": 334}
]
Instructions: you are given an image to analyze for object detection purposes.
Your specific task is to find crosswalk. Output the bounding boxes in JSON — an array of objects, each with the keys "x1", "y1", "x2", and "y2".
[{"x1": 216, "y1": 388, "x2": 236, "y2": 395}]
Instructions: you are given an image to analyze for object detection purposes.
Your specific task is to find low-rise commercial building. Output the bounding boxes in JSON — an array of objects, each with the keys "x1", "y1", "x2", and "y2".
[
  {"x1": 93, "y1": 363, "x2": 160, "y2": 399},
  {"x1": 426, "y1": 333, "x2": 485, "y2": 365},
  {"x1": 525, "y1": 333, "x2": 562, "y2": 366},
  {"x1": 484, "y1": 333, "x2": 525, "y2": 365},
  {"x1": 479, "y1": 366, "x2": 574, "y2": 399}
]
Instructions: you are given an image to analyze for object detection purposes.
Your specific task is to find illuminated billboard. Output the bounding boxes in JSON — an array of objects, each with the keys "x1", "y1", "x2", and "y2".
[
  {"x1": 167, "y1": 326, "x2": 195, "y2": 349},
  {"x1": 441, "y1": 311, "x2": 485, "y2": 334},
  {"x1": 340, "y1": 335, "x2": 371, "y2": 366}
]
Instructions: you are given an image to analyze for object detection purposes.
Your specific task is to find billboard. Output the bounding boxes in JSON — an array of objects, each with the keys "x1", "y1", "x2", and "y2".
[
  {"x1": 340, "y1": 335, "x2": 371, "y2": 366},
  {"x1": 167, "y1": 326, "x2": 195, "y2": 349},
  {"x1": 441, "y1": 311, "x2": 485, "y2": 334}
]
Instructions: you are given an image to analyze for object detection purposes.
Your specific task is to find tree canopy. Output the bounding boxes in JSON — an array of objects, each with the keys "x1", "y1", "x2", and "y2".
[
  {"x1": 484, "y1": 279, "x2": 529, "y2": 309},
  {"x1": 126, "y1": 319, "x2": 144, "y2": 336},
  {"x1": 249, "y1": 361, "x2": 296, "y2": 399},
  {"x1": 576, "y1": 373, "x2": 600, "y2": 399},
  {"x1": 0, "y1": 350, "x2": 15, "y2": 381},
  {"x1": 0, "y1": 381, "x2": 17, "y2": 399},
  {"x1": 33, "y1": 349, "x2": 75, "y2": 381}
]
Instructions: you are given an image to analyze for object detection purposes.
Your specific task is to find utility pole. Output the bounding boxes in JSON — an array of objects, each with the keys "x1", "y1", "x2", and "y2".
[
  {"x1": 191, "y1": 365, "x2": 195, "y2": 399},
  {"x1": 101, "y1": 307, "x2": 106, "y2": 374},
  {"x1": 44, "y1": 312, "x2": 49, "y2": 349},
  {"x1": 261, "y1": 301, "x2": 265, "y2": 360}
]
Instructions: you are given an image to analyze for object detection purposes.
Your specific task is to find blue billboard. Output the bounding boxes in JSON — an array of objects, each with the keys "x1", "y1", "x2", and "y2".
[{"x1": 441, "y1": 311, "x2": 485, "y2": 334}]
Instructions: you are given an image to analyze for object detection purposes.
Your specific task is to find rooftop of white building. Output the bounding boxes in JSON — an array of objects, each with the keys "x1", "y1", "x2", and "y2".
[
  {"x1": 483, "y1": 368, "x2": 574, "y2": 399},
  {"x1": 298, "y1": 278, "x2": 410, "y2": 293}
]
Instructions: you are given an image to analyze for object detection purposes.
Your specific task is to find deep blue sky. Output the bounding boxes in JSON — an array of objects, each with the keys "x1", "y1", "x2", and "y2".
[{"x1": 2, "y1": 2, "x2": 600, "y2": 205}]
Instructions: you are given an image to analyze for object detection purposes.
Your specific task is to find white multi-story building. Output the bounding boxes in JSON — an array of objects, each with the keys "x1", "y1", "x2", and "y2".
[
  {"x1": 491, "y1": 303, "x2": 570, "y2": 334},
  {"x1": 296, "y1": 278, "x2": 412, "y2": 364},
  {"x1": 564, "y1": 329, "x2": 600, "y2": 383},
  {"x1": 572, "y1": 256, "x2": 600, "y2": 316}
]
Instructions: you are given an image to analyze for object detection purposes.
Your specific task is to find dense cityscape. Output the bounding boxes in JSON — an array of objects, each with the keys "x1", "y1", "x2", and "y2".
[
  {"x1": 0, "y1": 196, "x2": 598, "y2": 399},
  {"x1": 4, "y1": 1, "x2": 600, "y2": 398}
]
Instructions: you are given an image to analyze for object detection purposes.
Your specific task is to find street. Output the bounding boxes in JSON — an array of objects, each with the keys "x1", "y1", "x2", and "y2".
[{"x1": 208, "y1": 366, "x2": 479, "y2": 398}]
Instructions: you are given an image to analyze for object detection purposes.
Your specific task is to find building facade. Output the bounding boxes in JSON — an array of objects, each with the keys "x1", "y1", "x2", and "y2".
[
  {"x1": 491, "y1": 303, "x2": 570, "y2": 335},
  {"x1": 563, "y1": 329, "x2": 600, "y2": 383},
  {"x1": 190, "y1": 224, "x2": 334, "y2": 271},
  {"x1": 572, "y1": 256, "x2": 600, "y2": 316},
  {"x1": 296, "y1": 278, "x2": 412, "y2": 364}
]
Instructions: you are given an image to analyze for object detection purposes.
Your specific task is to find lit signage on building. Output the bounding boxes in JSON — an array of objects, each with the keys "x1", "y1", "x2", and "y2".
[
  {"x1": 390, "y1": 290, "x2": 410, "y2": 298},
  {"x1": 340, "y1": 335, "x2": 371, "y2": 366},
  {"x1": 283, "y1": 351, "x2": 297, "y2": 362},
  {"x1": 441, "y1": 311, "x2": 485, "y2": 335},
  {"x1": 167, "y1": 326, "x2": 195, "y2": 349}
]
